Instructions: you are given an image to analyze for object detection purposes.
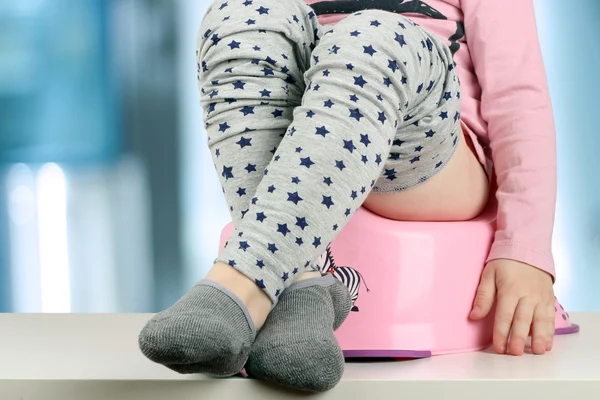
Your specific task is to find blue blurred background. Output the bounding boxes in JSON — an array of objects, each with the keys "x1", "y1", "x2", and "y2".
[{"x1": 0, "y1": 0, "x2": 598, "y2": 313}]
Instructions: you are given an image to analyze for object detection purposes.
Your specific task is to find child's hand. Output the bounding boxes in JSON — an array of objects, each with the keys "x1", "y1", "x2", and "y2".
[{"x1": 469, "y1": 259, "x2": 555, "y2": 356}]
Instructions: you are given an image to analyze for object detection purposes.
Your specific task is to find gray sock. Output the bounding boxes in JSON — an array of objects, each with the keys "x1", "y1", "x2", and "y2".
[
  {"x1": 245, "y1": 274, "x2": 351, "y2": 392},
  {"x1": 138, "y1": 281, "x2": 256, "y2": 377}
]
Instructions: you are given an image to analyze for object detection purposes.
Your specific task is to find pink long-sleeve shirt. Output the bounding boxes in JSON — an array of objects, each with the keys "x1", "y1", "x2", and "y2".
[{"x1": 306, "y1": 0, "x2": 558, "y2": 279}]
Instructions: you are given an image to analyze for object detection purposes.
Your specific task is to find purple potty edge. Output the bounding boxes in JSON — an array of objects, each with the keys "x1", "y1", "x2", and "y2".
[
  {"x1": 555, "y1": 323, "x2": 580, "y2": 335},
  {"x1": 343, "y1": 349, "x2": 432, "y2": 359},
  {"x1": 342, "y1": 323, "x2": 580, "y2": 359}
]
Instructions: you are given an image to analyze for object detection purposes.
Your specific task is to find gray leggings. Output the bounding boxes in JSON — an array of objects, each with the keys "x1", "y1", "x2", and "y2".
[{"x1": 197, "y1": 0, "x2": 462, "y2": 303}]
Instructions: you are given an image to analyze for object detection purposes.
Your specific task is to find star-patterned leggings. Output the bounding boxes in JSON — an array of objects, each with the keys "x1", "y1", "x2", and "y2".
[{"x1": 198, "y1": 0, "x2": 462, "y2": 303}]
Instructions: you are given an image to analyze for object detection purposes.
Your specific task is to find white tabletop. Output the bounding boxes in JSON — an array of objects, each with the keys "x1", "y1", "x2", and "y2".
[{"x1": 1, "y1": 313, "x2": 599, "y2": 399}]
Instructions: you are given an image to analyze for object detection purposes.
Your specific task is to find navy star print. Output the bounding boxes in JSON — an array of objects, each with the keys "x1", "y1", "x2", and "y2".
[
  {"x1": 256, "y1": 212, "x2": 267, "y2": 222},
  {"x1": 201, "y1": 2, "x2": 464, "y2": 301}
]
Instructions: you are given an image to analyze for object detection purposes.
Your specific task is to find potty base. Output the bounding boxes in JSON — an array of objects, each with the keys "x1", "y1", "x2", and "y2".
[{"x1": 342, "y1": 322, "x2": 580, "y2": 360}]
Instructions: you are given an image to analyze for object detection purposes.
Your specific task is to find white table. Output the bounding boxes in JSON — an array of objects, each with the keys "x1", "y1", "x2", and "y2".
[{"x1": 1, "y1": 313, "x2": 599, "y2": 399}]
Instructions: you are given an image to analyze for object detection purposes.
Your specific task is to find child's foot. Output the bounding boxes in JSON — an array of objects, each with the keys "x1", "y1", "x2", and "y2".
[
  {"x1": 138, "y1": 263, "x2": 271, "y2": 376},
  {"x1": 245, "y1": 274, "x2": 352, "y2": 392}
]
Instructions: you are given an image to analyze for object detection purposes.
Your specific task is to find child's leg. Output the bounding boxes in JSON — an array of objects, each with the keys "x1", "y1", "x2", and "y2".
[
  {"x1": 139, "y1": 0, "x2": 323, "y2": 376},
  {"x1": 200, "y1": 2, "x2": 316, "y2": 227},
  {"x1": 364, "y1": 127, "x2": 489, "y2": 221},
  {"x1": 199, "y1": 0, "x2": 324, "y2": 283},
  {"x1": 245, "y1": 11, "x2": 479, "y2": 391}
]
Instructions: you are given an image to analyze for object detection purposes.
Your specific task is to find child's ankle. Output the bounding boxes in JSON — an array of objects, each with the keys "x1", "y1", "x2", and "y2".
[
  {"x1": 205, "y1": 262, "x2": 272, "y2": 329},
  {"x1": 296, "y1": 271, "x2": 323, "y2": 282}
]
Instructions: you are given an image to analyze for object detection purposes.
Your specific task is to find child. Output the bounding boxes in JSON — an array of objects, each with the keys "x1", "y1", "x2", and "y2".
[{"x1": 139, "y1": 0, "x2": 557, "y2": 392}]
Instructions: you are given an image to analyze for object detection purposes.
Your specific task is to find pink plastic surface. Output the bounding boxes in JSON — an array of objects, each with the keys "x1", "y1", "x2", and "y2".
[
  {"x1": 554, "y1": 298, "x2": 580, "y2": 335},
  {"x1": 219, "y1": 207, "x2": 578, "y2": 358}
]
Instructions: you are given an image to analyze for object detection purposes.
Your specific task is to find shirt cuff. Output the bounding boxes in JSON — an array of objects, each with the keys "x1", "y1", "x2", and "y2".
[{"x1": 486, "y1": 240, "x2": 556, "y2": 282}]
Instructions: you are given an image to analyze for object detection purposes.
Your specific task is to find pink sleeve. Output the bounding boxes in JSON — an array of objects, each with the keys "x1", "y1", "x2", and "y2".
[{"x1": 461, "y1": 0, "x2": 558, "y2": 280}]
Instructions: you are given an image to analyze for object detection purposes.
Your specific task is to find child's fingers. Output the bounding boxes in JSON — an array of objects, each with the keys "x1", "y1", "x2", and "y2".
[
  {"x1": 470, "y1": 266, "x2": 496, "y2": 320},
  {"x1": 531, "y1": 302, "x2": 555, "y2": 355},
  {"x1": 508, "y1": 298, "x2": 535, "y2": 356},
  {"x1": 493, "y1": 292, "x2": 519, "y2": 354}
]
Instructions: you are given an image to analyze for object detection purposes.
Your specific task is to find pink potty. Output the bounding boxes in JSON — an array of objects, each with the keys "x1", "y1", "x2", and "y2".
[
  {"x1": 219, "y1": 207, "x2": 579, "y2": 359},
  {"x1": 320, "y1": 206, "x2": 496, "y2": 357},
  {"x1": 555, "y1": 298, "x2": 580, "y2": 335}
]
